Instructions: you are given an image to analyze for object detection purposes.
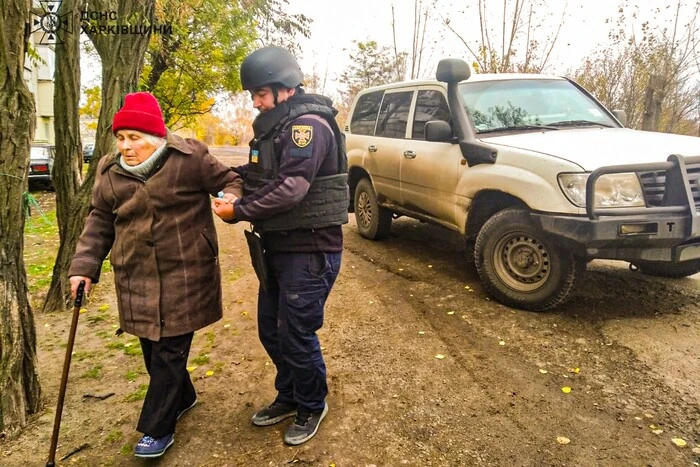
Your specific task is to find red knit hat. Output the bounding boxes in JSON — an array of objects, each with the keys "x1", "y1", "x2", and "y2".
[{"x1": 112, "y1": 92, "x2": 167, "y2": 137}]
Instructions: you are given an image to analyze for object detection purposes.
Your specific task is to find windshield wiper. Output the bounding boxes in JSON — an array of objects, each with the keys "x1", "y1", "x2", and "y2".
[
  {"x1": 478, "y1": 124, "x2": 560, "y2": 134},
  {"x1": 548, "y1": 120, "x2": 613, "y2": 128}
]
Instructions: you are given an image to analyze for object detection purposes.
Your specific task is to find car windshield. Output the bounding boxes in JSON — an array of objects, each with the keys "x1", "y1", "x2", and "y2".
[
  {"x1": 30, "y1": 146, "x2": 52, "y2": 159},
  {"x1": 459, "y1": 79, "x2": 618, "y2": 133}
]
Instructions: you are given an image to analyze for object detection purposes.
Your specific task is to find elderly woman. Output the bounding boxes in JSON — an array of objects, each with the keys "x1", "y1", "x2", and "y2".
[{"x1": 68, "y1": 92, "x2": 242, "y2": 458}]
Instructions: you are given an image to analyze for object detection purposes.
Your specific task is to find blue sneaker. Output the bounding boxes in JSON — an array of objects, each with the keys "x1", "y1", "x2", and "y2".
[
  {"x1": 177, "y1": 398, "x2": 198, "y2": 421},
  {"x1": 134, "y1": 433, "x2": 174, "y2": 458}
]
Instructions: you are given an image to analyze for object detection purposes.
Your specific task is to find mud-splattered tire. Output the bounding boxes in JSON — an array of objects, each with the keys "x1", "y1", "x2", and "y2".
[
  {"x1": 631, "y1": 259, "x2": 700, "y2": 279},
  {"x1": 475, "y1": 208, "x2": 585, "y2": 311},
  {"x1": 354, "y1": 178, "x2": 392, "y2": 240}
]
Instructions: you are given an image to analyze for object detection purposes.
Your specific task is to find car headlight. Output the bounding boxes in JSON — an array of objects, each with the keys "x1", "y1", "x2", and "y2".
[{"x1": 558, "y1": 173, "x2": 645, "y2": 208}]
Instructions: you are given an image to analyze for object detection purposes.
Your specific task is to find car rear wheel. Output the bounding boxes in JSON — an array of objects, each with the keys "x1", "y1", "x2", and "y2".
[
  {"x1": 354, "y1": 178, "x2": 392, "y2": 240},
  {"x1": 630, "y1": 259, "x2": 700, "y2": 278},
  {"x1": 475, "y1": 208, "x2": 585, "y2": 311}
]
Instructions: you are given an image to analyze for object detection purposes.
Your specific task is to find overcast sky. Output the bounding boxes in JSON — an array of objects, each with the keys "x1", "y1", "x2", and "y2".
[
  {"x1": 287, "y1": 0, "x2": 696, "y2": 97},
  {"x1": 80, "y1": 0, "x2": 696, "y2": 102}
]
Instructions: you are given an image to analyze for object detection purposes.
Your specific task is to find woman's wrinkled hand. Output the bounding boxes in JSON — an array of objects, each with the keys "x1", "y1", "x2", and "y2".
[
  {"x1": 211, "y1": 196, "x2": 236, "y2": 221},
  {"x1": 69, "y1": 275, "x2": 93, "y2": 299}
]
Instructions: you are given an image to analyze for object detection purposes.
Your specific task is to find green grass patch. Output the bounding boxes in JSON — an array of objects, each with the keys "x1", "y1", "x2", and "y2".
[
  {"x1": 95, "y1": 330, "x2": 112, "y2": 339},
  {"x1": 25, "y1": 262, "x2": 53, "y2": 292},
  {"x1": 125, "y1": 369, "x2": 145, "y2": 382},
  {"x1": 191, "y1": 354, "x2": 209, "y2": 365},
  {"x1": 205, "y1": 331, "x2": 216, "y2": 346},
  {"x1": 86, "y1": 314, "x2": 107, "y2": 324},
  {"x1": 24, "y1": 207, "x2": 58, "y2": 236},
  {"x1": 106, "y1": 339, "x2": 142, "y2": 356},
  {"x1": 226, "y1": 267, "x2": 244, "y2": 282},
  {"x1": 82, "y1": 364, "x2": 103, "y2": 379},
  {"x1": 119, "y1": 443, "x2": 133, "y2": 455},
  {"x1": 72, "y1": 350, "x2": 96, "y2": 361},
  {"x1": 124, "y1": 383, "x2": 149, "y2": 402},
  {"x1": 105, "y1": 430, "x2": 123, "y2": 443}
]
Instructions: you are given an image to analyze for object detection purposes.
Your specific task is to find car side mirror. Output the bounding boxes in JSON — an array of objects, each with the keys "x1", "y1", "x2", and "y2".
[
  {"x1": 612, "y1": 109, "x2": 626, "y2": 127},
  {"x1": 425, "y1": 121, "x2": 454, "y2": 142}
]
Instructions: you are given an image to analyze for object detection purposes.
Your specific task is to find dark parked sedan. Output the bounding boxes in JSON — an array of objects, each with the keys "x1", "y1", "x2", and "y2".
[{"x1": 29, "y1": 144, "x2": 55, "y2": 190}]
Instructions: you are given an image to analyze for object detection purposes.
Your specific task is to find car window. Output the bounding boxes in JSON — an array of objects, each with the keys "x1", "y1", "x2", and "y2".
[
  {"x1": 30, "y1": 146, "x2": 52, "y2": 159},
  {"x1": 350, "y1": 91, "x2": 384, "y2": 135},
  {"x1": 411, "y1": 90, "x2": 451, "y2": 140},
  {"x1": 459, "y1": 79, "x2": 618, "y2": 132},
  {"x1": 376, "y1": 90, "x2": 413, "y2": 139}
]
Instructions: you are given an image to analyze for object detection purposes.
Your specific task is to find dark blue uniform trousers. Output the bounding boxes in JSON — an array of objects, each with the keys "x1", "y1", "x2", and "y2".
[{"x1": 258, "y1": 251, "x2": 341, "y2": 412}]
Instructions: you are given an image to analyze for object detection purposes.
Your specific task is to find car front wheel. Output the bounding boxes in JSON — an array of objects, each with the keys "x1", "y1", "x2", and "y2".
[
  {"x1": 475, "y1": 208, "x2": 585, "y2": 311},
  {"x1": 354, "y1": 178, "x2": 392, "y2": 240}
]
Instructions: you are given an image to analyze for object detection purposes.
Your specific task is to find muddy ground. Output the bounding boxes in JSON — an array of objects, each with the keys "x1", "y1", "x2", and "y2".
[{"x1": 3, "y1": 150, "x2": 700, "y2": 466}]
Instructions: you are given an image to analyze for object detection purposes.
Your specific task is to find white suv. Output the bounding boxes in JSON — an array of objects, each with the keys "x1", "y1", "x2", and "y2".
[{"x1": 345, "y1": 58, "x2": 700, "y2": 311}]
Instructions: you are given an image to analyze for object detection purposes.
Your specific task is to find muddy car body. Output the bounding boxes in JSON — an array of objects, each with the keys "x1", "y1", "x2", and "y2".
[{"x1": 345, "y1": 58, "x2": 700, "y2": 311}]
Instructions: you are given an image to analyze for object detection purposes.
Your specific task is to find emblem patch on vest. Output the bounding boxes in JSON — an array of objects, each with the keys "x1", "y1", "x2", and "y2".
[{"x1": 292, "y1": 125, "x2": 313, "y2": 148}]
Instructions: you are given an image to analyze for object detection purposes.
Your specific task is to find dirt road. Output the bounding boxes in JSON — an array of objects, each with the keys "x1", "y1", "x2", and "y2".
[{"x1": 3, "y1": 149, "x2": 700, "y2": 466}]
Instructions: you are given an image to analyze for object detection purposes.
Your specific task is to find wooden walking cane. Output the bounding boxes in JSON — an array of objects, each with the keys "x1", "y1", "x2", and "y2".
[{"x1": 46, "y1": 280, "x2": 85, "y2": 467}]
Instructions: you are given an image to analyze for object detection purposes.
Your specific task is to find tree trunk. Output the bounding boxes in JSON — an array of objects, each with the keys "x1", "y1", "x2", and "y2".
[
  {"x1": 642, "y1": 75, "x2": 664, "y2": 132},
  {"x1": 0, "y1": 0, "x2": 42, "y2": 436},
  {"x1": 42, "y1": 0, "x2": 155, "y2": 312},
  {"x1": 42, "y1": 0, "x2": 85, "y2": 312}
]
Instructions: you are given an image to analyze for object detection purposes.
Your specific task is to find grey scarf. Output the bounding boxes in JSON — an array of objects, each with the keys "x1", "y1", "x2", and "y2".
[{"x1": 118, "y1": 140, "x2": 168, "y2": 180}]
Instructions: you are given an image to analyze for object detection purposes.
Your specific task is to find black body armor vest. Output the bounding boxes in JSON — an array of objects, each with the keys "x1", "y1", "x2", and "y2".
[{"x1": 245, "y1": 94, "x2": 349, "y2": 233}]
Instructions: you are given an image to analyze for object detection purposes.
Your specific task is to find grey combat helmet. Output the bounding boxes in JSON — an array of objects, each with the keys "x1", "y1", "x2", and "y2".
[{"x1": 240, "y1": 46, "x2": 304, "y2": 91}]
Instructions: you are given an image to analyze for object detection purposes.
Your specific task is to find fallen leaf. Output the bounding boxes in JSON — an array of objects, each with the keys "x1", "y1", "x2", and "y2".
[
  {"x1": 205, "y1": 370, "x2": 214, "y2": 377},
  {"x1": 447, "y1": 311, "x2": 455, "y2": 315},
  {"x1": 80, "y1": 308, "x2": 88, "y2": 314},
  {"x1": 418, "y1": 331, "x2": 425, "y2": 335},
  {"x1": 568, "y1": 367, "x2": 580, "y2": 374},
  {"x1": 652, "y1": 429, "x2": 664, "y2": 435},
  {"x1": 223, "y1": 323, "x2": 230, "y2": 328},
  {"x1": 671, "y1": 438, "x2": 687, "y2": 447},
  {"x1": 434, "y1": 354, "x2": 445, "y2": 359},
  {"x1": 561, "y1": 387, "x2": 572, "y2": 394},
  {"x1": 428, "y1": 265, "x2": 433, "y2": 268},
  {"x1": 692, "y1": 447, "x2": 700, "y2": 454},
  {"x1": 398, "y1": 268, "x2": 404, "y2": 271},
  {"x1": 499, "y1": 340, "x2": 505, "y2": 346},
  {"x1": 240, "y1": 311, "x2": 248, "y2": 316},
  {"x1": 186, "y1": 366, "x2": 197, "y2": 373},
  {"x1": 539, "y1": 369, "x2": 548, "y2": 374},
  {"x1": 556, "y1": 436, "x2": 570, "y2": 444}
]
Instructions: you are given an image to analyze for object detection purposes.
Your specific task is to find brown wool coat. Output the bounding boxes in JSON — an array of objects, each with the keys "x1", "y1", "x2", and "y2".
[{"x1": 68, "y1": 133, "x2": 243, "y2": 341}]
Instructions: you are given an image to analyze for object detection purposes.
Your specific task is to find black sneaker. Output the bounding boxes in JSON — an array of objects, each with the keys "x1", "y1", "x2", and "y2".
[
  {"x1": 283, "y1": 403, "x2": 328, "y2": 445},
  {"x1": 251, "y1": 400, "x2": 298, "y2": 426}
]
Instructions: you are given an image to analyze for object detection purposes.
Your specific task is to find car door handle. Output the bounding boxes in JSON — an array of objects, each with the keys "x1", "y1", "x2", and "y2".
[
  {"x1": 403, "y1": 150, "x2": 417, "y2": 159},
  {"x1": 368, "y1": 145, "x2": 377, "y2": 153}
]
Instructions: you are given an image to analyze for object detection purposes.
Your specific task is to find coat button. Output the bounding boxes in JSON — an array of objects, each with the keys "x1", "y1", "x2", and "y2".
[
  {"x1": 146, "y1": 240, "x2": 154, "y2": 246},
  {"x1": 160, "y1": 319, "x2": 165, "y2": 326}
]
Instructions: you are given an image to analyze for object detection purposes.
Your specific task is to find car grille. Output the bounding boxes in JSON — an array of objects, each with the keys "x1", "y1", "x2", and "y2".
[{"x1": 638, "y1": 160, "x2": 700, "y2": 210}]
